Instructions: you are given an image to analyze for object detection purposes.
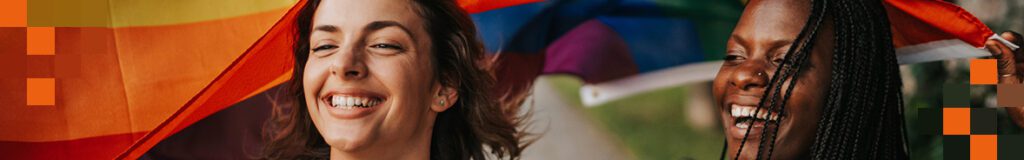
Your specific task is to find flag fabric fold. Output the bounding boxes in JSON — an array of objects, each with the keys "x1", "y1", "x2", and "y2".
[
  {"x1": 1, "y1": 0, "x2": 293, "y2": 159},
  {"x1": 885, "y1": 0, "x2": 1015, "y2": 64},
  {"x1": 473, "y1": 0, "x2": 742, "y2": 106}
]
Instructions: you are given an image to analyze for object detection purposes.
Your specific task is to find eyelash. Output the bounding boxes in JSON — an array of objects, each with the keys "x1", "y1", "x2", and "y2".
[
  {"x1": 724, "y1": 55, "x2": 742, "y2": 61},
  {"x1": 312, "y1": 44, "x2": 337, "y2": 52},
  {"x1": 309, "y1": 42, "x2": 405, "y2": 56},
  {"x1": 724, "y1": 50, "x2": 745, "y2": 63},
  {"x1": 369, "y1": 43, "x2": 404, "y2": 51},
  {"x1": 771, "y1": 53, "x2": 788, "y2": 66}
]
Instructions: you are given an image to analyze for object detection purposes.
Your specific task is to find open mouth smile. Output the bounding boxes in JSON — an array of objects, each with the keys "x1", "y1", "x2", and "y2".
[
  {"x1": 319, "y1": 90, "x2": 387, "y2": 119},
  {"x1": 730, "y1": 104, "x2": 782, "y2": 129},
  {"x1": 328, "y1": 95, "x2": 384, "y2": 109},
  {"x1": 726, "y1": 102, "x2": 785, "y2": 139}
]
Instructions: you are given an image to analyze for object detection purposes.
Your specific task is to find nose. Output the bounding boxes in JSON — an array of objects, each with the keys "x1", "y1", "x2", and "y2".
[
  {"x1": 330, "y1": 49, "x2": 367, "y2": 80},
  {"x1": 730, "y1": 61, "x2": 769, "y2": 91}
]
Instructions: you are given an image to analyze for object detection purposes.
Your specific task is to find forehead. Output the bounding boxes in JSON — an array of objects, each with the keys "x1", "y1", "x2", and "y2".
[
  {"x1": 734, "y1": 0, "x2": 811, "y2": 37},
  {"x1": 312, "y1": 0, "x2": 425, "y2": 31}
]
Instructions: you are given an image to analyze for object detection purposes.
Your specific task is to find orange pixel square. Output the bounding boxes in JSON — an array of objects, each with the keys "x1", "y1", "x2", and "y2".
[
  {"x1": 943, "y1": 108, "x2": 970, "y2": 135},
  {"x1": 27, "y1": 27, "x2": 55, "y2": 55},
  {"x1": 0, "y1": 0, "x2": 27, "y2": 27},
  {"x1": 971, "y1": 135, "x2": 997, "y2": 160},
  {"x1": 970, "y1": 59, "x2": 997, "y2": 84},
  {"x1": 26, "y1": 78, "x2": 55, "y2": 106}
]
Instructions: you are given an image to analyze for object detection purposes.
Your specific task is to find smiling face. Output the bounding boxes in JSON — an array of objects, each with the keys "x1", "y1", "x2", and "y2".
[
  {"x1": 302, "y1": 0, "x2": 447, "y2": 156},
  {"x1": 712, "y1": 0, "x2": 834, "y2": 159}
]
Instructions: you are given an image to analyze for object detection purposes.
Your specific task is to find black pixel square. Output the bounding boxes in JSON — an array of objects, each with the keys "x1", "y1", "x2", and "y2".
[
  {"x1": 943, "y1": 135, "x2": 969, "y2": 160},
  {"x1": 971, "y1": 108, "x2": 997, "y2": 134}
]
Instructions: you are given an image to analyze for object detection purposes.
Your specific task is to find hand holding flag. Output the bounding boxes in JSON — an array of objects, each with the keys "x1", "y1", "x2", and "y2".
[{"x1": 986, "y1": 32, "x2": 1023, "y2": 83}]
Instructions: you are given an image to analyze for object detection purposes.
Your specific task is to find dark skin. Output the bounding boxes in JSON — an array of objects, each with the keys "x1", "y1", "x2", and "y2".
[
  {"x1": 713, "y1": 0, "x2": 832, "y2": 159},
  {"x1": 989, "y1": 32, "x2": 1024, "y2": 128},
  {"x1": 716, "y1": 1, "x2": 1024, "y2": 159}
]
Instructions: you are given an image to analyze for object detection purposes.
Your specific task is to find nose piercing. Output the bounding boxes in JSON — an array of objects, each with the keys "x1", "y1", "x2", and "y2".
[{"x1": 756, "y1": 72, "x2": 764, "y2": 77}]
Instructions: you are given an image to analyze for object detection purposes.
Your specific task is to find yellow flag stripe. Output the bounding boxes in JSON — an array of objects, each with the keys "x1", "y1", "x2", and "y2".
[{"x1": 29, "y1": 0, "x2": 295, "y2": 27}]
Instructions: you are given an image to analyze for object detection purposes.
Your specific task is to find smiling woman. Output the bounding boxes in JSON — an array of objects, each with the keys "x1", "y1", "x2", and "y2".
[
  {"x1": 259, "y1": 0, "x2": 530, "y2": 159},
  {"x1": 713, "y1": 0, "x2": 907, "y2": 159}
]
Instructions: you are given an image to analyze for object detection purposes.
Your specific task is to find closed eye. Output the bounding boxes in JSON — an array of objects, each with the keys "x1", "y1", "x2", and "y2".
[
  {"x1": 772, "y1": 57, "x2": 785, "y2": 66},
  {"x1": 725, "y1": 55, "x2": 744, "y2": 61},
  {"x1": 369, "y1": 43, "x2": 404, "y2": 51},
  {"x1": 312, "y1": 44, "x2": 338, "y2": 52}
]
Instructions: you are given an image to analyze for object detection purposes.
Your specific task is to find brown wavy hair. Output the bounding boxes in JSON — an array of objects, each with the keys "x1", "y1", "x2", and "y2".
[{"x1": 260, "y1": 0, "x2": 532, "y2": 159}]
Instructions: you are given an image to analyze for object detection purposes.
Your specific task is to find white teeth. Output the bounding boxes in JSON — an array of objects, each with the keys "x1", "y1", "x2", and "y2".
[
  {"x1": 332, "y1": 96, "x2": 343, "y2": 107},
  {"x1": 736, "y1": 120, "x2": 750, "y2": 129},
  {"x1": 730, "y1": 104, "x2": 780, "y2": 121},
  {"x1": 329, "y1": 96, "x2": 381, "y2": 109},
  {"x1": 747, "y1": 108, "x2": 754, "y2": 117},
  {"x1": 733, "y1": 106, "x2": 741, "y2": 116}
]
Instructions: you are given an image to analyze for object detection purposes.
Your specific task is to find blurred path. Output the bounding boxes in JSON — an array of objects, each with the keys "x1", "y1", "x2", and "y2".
[{"x1": 518, "y1": 76, "x2": 632, "y2": 159}]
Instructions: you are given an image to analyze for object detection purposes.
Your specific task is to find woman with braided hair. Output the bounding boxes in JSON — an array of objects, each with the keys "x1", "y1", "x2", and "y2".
[{"x1": 714, "y1": 0, "x2": 1021, "y2": 159}]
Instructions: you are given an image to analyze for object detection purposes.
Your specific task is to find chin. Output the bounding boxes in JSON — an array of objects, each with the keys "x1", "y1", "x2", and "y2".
[
  {"x1": 314, "y1": 111, "x2": 383, "y2": 151},
  {"x1": 321, "y1": 123, "x2": 379, "y2": 151}
]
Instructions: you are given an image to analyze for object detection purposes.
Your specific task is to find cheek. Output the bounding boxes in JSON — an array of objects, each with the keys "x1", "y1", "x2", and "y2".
[
  {"x1": 789, "y1": 48, "x2": 833, "y2": 118},
  {"x1": 373, "y1": 56, "x2": 434, "y2": 102},
  {"x1": 303, "y1": 60, "x2": 329, "y2": 104},
  {"x1": 712, "y1": 68, "x2": 732, "y2": 102},
  {"x1": 781, "y1": 66, "x2": 831, "y2": 145},
  {"x1": 788, "y1": 70, "x2": 829, "y2": 118}
]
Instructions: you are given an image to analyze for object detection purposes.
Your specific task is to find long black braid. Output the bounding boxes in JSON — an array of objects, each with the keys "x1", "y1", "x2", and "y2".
[{"x1": 730, "y1": 0, "x2": 909, "y2": 159}]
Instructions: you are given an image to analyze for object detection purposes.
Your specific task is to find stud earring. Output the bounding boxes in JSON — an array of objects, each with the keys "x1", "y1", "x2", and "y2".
[{"x1": 439, "y1": 99, "x2": 446, "y2": 106}]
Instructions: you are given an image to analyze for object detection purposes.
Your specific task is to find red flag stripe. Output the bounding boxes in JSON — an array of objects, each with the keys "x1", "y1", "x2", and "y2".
[
  {"x1": 885, "y1": 0, "x2": 993, "y2": 48},
  {"x1": 457, "y1": 0, "x2": 543, "y2": 14},
  {"x1": 1, "y1": 132, "x2": 147, "y2": 159}
]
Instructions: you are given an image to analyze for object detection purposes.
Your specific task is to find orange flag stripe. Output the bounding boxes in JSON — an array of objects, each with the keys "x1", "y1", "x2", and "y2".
[
  {"x1": 0, "y1": 9, "x2": 288, "y2": 143},
  {"x1": 117, "y1": 1, "x2": 307, "y2": 158},
  {"x1": 111, "y1": 8, "x2": 289, "y2": 133}
]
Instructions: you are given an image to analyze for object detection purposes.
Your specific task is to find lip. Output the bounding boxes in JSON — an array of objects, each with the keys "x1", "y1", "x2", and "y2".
[{"x1": 319, "y1": 88, "x2": 388, "y2": 119}]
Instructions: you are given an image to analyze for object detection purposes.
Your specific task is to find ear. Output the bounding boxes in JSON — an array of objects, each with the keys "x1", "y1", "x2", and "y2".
[{"x1": 431, "y1": 86, "x2": 458, "y2": 112}]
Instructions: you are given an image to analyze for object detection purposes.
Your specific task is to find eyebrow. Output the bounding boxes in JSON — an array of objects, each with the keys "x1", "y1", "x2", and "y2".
[
  {"x1": 311, "y1": 21, "x2": 418, "y2": 43},
  {"x1": 730, "y1": 34, "x2": 749, "y2": 47},
  {"x1": 362, "y1": 21, "x2": 417, "y2": 43},
  {"x1": 730, "y1": 34, "x2": 794, "y2": 53},
  {"x1": 314, "y1": 25, "x2": 339, "y2": 33}
]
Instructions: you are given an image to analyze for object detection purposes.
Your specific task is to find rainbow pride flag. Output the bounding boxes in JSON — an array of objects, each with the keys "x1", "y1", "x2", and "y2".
[
  {"x1": 0, "y1": 0, "x2": 1013, "y2": 159},
  {"x1": 0, "y1": 0, "x2": 295, "y2": 159}
]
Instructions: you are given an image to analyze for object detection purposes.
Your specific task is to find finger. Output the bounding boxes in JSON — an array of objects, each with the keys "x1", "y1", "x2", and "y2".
[
  {"x1": 988, "y1": 40, "x2": 1002, "y2": 56},
  {"x1": 996, "y1": 39, "x2": 1016, "y2": 62},
  {"x1": 998, "y1": 42, "x2": 1021, "y2": 83},
  {"x1": 997, "y1": 42, "x2": 1019, "y2": 83},
  {"x1": 1002, "y1": 32, "x2": 1024, "y2": 80},
  {"x1": 988, "y1": 40, "x2": 1019, "y2": 83},
  {"x1": 1003, "y1": 31, "x2": 1022, "y2": 46},
  {"x1": 999, "y1": 32, "x2": 1022, "y2": 51}
]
